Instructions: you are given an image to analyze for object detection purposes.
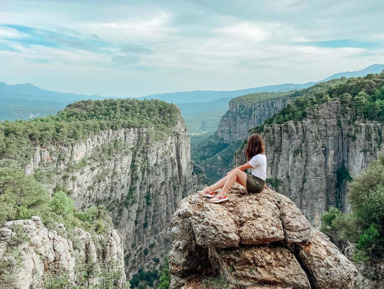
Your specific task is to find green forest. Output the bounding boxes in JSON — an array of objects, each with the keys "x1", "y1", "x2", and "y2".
[
  {"x1": 0, "y1": 98, "x2": 179, "y2": 163},
  {"x1": 321, "y1": 155, "x2": 384, "y2": 263},
  {"x1": 252, "y1": 72, "x2": 384, "y2": 132},
  {"x1": 192, "y1": 76, "x2": 353, "y2": 182}
]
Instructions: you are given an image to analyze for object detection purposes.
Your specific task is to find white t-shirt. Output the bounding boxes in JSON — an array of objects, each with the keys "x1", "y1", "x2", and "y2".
[{"x1": 248, "y1": 154, "x2": 267, "y2": 181}]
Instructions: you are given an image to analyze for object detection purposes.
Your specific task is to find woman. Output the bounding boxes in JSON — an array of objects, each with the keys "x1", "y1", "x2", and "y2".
[{"x1": 198, "y1": 134, "x2": 267, "y2": 203}]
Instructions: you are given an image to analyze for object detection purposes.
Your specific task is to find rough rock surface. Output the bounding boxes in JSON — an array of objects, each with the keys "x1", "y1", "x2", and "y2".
[
  {"x1": 0, "y1": 216, "x2": 125, "y2": 289},
  {"x1": 169, "y1": 185, "x2": 358, "y2": 289},
  {"x1": 234, "y1": 100, "x2": 384, "y2": 226},
  {"x1": 199, "y1": 96, "x2": 296, "y2": 182},
  {"x1": 23, "y1": 113, "x2": 199, "y2": 274},
  {"x1": 216, "y1": 95, "x2": 295, "y2": 144}
]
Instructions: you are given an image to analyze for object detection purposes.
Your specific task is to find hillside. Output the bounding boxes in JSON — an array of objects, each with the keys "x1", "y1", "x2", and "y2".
[
  {"x1": 0, "y1": 82, "x2": 110, "y2": 121},
  {"x1": 143, "y1": 64, "x2": 384, "y2": 105},
  {"x1": 2, "y1": 64, "x2": 383, "y2": 136},
  {"x1": 0, "y1": 98, "x2": 200, "y2": 288},
  {"x1": 193, "y1": 77, "x2": 349, "y2": 181},
  {"x1": 235, "y1": 72, "x2": 384, "y2": 225}
]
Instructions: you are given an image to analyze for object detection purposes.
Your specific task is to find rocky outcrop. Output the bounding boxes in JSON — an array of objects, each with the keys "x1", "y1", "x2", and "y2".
[
  {"x1": 354, "y1": 261, "x2": 384, "y2": 289},
  {"x1": 235, "y1": 100, "x2": 384, "y2": 226},
  {"x1": 0, "y1": 216, "x2": 125, "y2": 289},
  {"x1": 23, "y1": 113, "x2": 199, "y2": 274},
  {"x1": 216, "y1": 95, "x2": 295, "y2": 143},
  {"x1": 169, "y1": 185, "x2": 357, "y2": 289}
]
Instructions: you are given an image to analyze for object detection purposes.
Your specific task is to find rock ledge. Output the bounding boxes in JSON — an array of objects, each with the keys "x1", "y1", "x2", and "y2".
[{"x1": 169, "y1": 185, "x2": 358, "y2": 289}]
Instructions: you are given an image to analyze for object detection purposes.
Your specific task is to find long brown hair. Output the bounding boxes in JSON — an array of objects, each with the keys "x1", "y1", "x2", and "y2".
[{"x1": 245, "y1": 134, "x2": 265, "y2": 161}]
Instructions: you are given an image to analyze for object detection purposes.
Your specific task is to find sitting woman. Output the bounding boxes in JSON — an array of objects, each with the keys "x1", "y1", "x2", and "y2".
[{"x1": 198, "y1": 133, "x2": 267, "y2": 203}]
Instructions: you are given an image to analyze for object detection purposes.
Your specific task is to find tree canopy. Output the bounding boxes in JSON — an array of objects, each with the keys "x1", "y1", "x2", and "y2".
[
  {"x1": 251, "y1": 73, "x2": 384, "y2": 133},
  {"x1": 321, "y1": 155, "x2": 384, "y2": 262},
  {"x1": 0, "y1": 98, "x2": 180, "y2": 162}
]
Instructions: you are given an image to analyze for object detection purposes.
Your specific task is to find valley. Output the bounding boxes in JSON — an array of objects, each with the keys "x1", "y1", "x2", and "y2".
[{"x1": 1, "y1": 68, "x2": 384, "y2": 289}]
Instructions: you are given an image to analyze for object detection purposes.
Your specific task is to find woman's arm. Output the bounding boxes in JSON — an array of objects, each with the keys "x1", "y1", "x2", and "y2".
[
  {"x1": 227, "y1": 162, "x2": 253, "y2": 175},
  {"x1": 237, "y1": 162, "x2": 253, "y2": 171}
]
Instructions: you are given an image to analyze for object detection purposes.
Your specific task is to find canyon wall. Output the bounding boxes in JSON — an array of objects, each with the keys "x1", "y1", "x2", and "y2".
[
  {"x1": 24, "y1": 113, "x2": 199, "y2": 275},
  {"x1": 235, "y1": 100, "x2": 384, "y2": 226},
  {"x1": 169, "y1": 185, "x2": 358, "y2": 289},
  {"x1": 0, "y1": 216, "x2": 125, "y2": 288},
  {"x1": 216, "y1": 94, "x2": 295, "y2": 143},
  {"x1": 196, "y1": 95, "x2": 296, "y2": 182}
]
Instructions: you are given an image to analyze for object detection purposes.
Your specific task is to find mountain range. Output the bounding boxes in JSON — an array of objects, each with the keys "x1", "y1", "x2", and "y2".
[{"x1": 1, "y1": 64, "x2": 383, "y2": 134}]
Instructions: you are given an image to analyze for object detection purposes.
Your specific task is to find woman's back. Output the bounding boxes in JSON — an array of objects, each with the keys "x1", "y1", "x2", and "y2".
[{"x1": 249, "y1": 153, "x2": 267, "y2": 181}]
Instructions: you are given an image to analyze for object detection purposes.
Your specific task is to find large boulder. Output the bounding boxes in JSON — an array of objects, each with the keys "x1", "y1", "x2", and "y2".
[
  {"x1": 0, "y1": 216, "x2": 126, "y2": 289},
  {"x1": 169, "y1": 185, "x2": 358, "y2": 289}
]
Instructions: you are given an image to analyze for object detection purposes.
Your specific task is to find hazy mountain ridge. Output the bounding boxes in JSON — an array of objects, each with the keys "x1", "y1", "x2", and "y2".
[
  {"x1": 2, "y1": 64, "x2": 383, "y2": 128},
  {"x1": 0, "y1": 82, "x2": 111, "y2": 121}
]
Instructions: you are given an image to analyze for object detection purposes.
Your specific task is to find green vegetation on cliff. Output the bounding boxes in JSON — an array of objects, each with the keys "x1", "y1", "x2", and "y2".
[
  {"x1": 251, "y1": 73, "x2": 384, "y2": 132},
  {"x1": 321, "y1": 155, "x2": 384, "y2": 262},
  {"x1": 0, "y1": 98, "x2": 179, "y2": 162},
  {"x1": 0, "y1": 167, "x2": 113, "y2": 235},
  {"x1": 192, "y1": 77, "x2": 353, "y2": 182},
  {"x1": 231, "y1": 91, "x2": 291, "y2": 106}
]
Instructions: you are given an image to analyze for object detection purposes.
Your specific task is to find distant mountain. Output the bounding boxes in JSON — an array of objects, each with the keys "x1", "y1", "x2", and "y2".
[
  {"x1": 141, "y1": 64, "x2": 384, "y2": 133},
  {"x1": 0, "y1": 82, "x2": 113, "y2": 121},
  {"x1": 141, "y1": 64, "x2": 384, "y2": 106},
  {"x1": 140, "y1": 82, "x2": 315, "y2": 105},
  {"x1": 1, "y1": 64, "x2": 383, "y2": 132},
  {"x1": 322, "y1": 64, "x2": 384, "y2": 82}
]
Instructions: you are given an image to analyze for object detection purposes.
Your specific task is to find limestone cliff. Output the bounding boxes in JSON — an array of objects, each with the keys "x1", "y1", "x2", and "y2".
[
  {"x1": 235, "y1": 100, "x2": 384, "y2": 226},
  {"x1": 195, "y1": 79, "x2": 349, "y2": 183},
  {"x1": 24, "y1": 113, "x2": 199, "y2": 275},
  {"x1": 169, "y1": 185, "x2": 358, "y2": 289},
  {"x1": 194, "y1": 94, "x2": 296, "y2": 182},
  {"x1": 216, "y1": 94, "x2": 295, "y2": 144},
  {"x1": 0, "y1": 216, "x2": 125, "y2": 289},
  {"x1": 215, "y1": 79, "x2": 348, "y2": 145}
]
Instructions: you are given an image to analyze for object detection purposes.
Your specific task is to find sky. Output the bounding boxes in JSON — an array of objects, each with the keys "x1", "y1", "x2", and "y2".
[{"x1": 1, "y1": 0, "x2": 384, "y2": 97}]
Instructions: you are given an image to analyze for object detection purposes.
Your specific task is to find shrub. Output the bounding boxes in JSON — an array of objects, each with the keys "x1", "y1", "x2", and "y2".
[{"x1": 321, "y1": 155, "x2": 384, "y2": 262}]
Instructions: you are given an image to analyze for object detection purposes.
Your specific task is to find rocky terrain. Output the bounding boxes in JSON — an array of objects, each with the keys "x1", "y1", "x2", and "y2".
[
  {"x1": 23, "y1": 113, "x2": 199, "y2": 275},
  {"x1": 235, "y1": 99, "x2": 384, "y2": 226},
  {"x1": 193, "y1": 94, "x2": 297, "y2": 182},
  {"x1": 216, "y1": 94, "x2": 295, "y2": 144},
  {"x1": 0, "y1": 216, "x2": 125, "y2": 289},
  {"x1": 169, "y1": 185, "x2": 358, "y2": 289}
]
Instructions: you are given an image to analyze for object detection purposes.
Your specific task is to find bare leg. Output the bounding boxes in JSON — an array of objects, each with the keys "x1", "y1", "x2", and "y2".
[
  {"x1": 210, "y1": 169, "x2": 247, "y2": 202},
  {"x1": 208, "y1": 175, "x2": 229, "y2": 191}
]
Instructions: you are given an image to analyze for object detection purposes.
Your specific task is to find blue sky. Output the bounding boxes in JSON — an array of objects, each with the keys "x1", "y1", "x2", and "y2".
[{"x1": 1, "y1": 0, "x2": 384, "y2": 97}]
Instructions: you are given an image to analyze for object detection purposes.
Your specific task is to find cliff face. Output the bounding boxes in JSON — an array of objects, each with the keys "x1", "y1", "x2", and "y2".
[
  {"x1": 237, "y1": 100, "x2": 383, "y2": 226},
  {"x1": 0, "y1": 216, "x2": 125, "y2": 289},
  {"x1": 24, "y1": 114, "x2": 198, "y2": 274},
  {"x1": 193, "y1": 96, "x2": 294, "y2": 183},
  {"x1": 169, "y1": 185, "x2": 358, "y2": 289},
  {"x1": 235, "y1": 100, "x2": 384, "y2": 226},
  {"x1": 216, "y1": 95, "x2": 295, "y2": 143}
]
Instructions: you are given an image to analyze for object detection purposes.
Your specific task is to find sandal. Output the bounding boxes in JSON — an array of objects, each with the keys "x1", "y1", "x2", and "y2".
[
  {"x1": 209, "y1": 194, "x2": 228, "y2": 204},
  {"x1": 197, "y1": 188, "x2": 215, "y2": 198}
]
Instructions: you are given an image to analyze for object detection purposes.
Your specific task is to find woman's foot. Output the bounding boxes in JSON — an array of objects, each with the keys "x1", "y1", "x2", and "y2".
[
  {"x1": 209, "y1": 193, "x2": 228, "y2": 203},
  {"x1": 197, "y1": 187, "x2": 215, "y2": 198}
]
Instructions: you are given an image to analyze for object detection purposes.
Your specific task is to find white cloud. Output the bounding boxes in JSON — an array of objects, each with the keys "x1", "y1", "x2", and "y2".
[
  {"x1": 0, "y1": 26, "x2": 29, "y2": 39},
  {"x1": 75, "y1": 13, "x2": 173, "y2": 42},
  {"x1": 0, "y1": 0, "x2": 383, "y2": 97},
  {"x1": 215, "y1": 23, "x2": 268, "y2": 41}
]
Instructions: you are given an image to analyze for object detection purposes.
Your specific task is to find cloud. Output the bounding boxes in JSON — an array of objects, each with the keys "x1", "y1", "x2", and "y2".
[
  {"x1": 0, "y1": 0, "x2": 383, "y2": 97},
  {"x1": 112, "y1": 55, "x2": 140, "y2": 66},
  {"x1": 296, "y1": 39, "x2": 382, "y2": 49},
  {"x1": 215, "y1": 23, "x2": 268, "y2": 41},
  {"x1": 120, "y1": 44, "x2": 152, "y2": 55},
  {"x1": 0, "y1": 26, "x2": 29, "y2": 39}
]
